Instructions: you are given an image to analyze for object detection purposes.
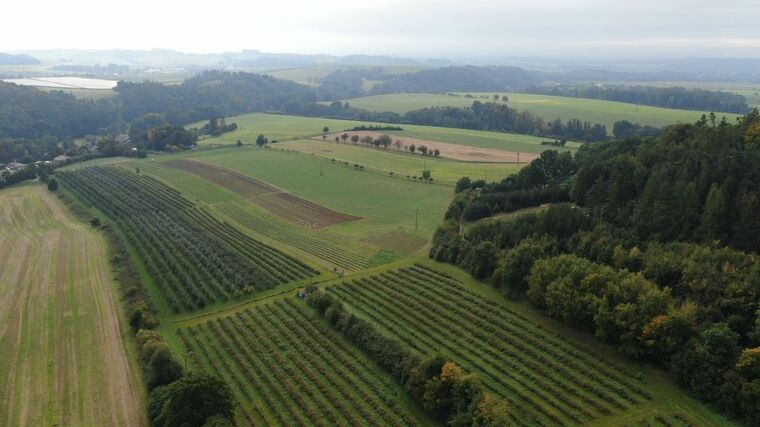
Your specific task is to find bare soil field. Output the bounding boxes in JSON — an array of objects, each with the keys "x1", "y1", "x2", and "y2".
[
  {"x1": 318, "y1": 131, "x2": 540, "y2": 163},
  {"x1": 0, "y1": 185, "x2": 145, "y2": 426},
  {"x1": 165, "y1": 158, "x2": 361, "y2": 228}
]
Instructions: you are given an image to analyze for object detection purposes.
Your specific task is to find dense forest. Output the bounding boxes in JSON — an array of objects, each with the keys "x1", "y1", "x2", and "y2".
[
  {"x1": 116, "y1": 70, "x2": 318, "y2": 123},
  {"x1": 370, "y1": 66, "x2": 542, "y2": 94},
  {"x1": 525, "y1": 84, "x2": 750, "y2": 114},
  {"x1": 430, "y1": 111, "x2": 760, "y2": 424}
]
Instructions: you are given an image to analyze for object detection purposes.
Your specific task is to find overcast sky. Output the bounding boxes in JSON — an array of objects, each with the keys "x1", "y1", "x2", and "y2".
[{"x1": 4, "y1": 0, "x2": 760, "y2": 58}]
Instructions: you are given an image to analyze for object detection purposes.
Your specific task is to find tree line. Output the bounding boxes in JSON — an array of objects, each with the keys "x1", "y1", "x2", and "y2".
[
  {"x1": 525, "y1": 84, "x2": 750, "y2": 114},
  {"x1": 430, "y1": 110, "x2": 760, "y2": 425},
  {"x1": 298, "y1": 100, "x2": 626, "y2": 143},
  {"x1": 58, "y1": 187, "x2": 235, "y2": 427},
  {"x1": 306, "y1": 287, "x2": 509, "y2": 426},
  {"x1": 0, "y1": 72, "x2": 317, "y2": 163}
]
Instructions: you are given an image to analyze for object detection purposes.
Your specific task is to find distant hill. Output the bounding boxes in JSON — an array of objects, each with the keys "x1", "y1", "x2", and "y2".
[
  {"x1": 0, "y1": 52, "x2": 39, "y2": 65},
  {"x1": 371, "y1": 65, "x2": 543, "y2": 93}
]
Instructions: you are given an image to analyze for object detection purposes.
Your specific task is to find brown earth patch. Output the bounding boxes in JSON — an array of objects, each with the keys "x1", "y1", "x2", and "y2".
[
  {"x1": 165, "y1": 159, "x2": 361, "y2": 228},
  {"x1": 319, "y1": 131, "x2": 540, "y2": 164},
  {"x1": 165, "y1": 158, "x2": 279, "y2": 197}
]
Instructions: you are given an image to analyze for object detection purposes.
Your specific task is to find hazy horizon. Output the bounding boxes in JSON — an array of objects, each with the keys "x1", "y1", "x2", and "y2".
[{"x1": 3, "y1": 0, "x2": 759, "y2": 59}]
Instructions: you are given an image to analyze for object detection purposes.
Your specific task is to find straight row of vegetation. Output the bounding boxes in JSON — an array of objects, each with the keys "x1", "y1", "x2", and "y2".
[
  {"x1": 324, "y1": 264, "x2": 649, "y2": 426},
  {"x1": 218, "y1": 202, "x2": 369, "y2": 271},
  {"x1": 176, "y1": 298, "x2": 416, "y2": 426},
  {"x1": 59, "y1": 185, "x2": 236, "y2": 427},
  {"x1": 59, "y1": 166, "x2": 317, "y2": 312},
  {"x1": 524, "y1": 84, "x2": 750, "y2": 114},
  {"x1": 306, "y1": 286, "x2": 510, "y2": 427}
]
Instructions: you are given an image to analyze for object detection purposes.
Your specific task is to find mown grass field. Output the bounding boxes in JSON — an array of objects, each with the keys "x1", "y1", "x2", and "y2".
[
  {"x1": 0, "y1": 184, "x2": 145, "y2": 426},
  {"x1": 277, "y1": 139, "x2": 522, "y2": 184},
  {"x1": 337, "y1": 93, "x2": 742, "y2": 132},
  {"x1": 195, "y1": 112, "x2": 568, "y2": 153},
  {"x1": 144, "y1": 147, "x2": 453, "y2": 243}
]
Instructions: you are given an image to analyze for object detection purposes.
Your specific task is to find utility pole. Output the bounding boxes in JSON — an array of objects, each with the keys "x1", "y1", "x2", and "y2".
[
  {"x1": 320, "y1": 164, "x2": 323, "y2": 176},
  {"x1": 517, "y1": 152, "x2": 520, "y2": 165},
  {"x1": 182, "y1": 351, "x2": 192, "y2": 371}
]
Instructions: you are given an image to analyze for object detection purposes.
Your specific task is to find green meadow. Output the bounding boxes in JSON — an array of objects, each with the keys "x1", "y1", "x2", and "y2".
[
  {"x1": 277, "y1": 139, "x2": 522, "y2": 184},
  {"x1": 131, "y1": 147, "x2": 453, "y2": 263},
  {"x1": 195, "y1": 112, "x2": 568, "y2": 153},
  {"x1": 338, "y1": 92, "x2": 742, "y2": 132}
]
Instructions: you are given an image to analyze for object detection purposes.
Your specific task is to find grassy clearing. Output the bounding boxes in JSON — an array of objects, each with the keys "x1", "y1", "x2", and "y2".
[
  {"x1": 0, "y1": 184, "x2": 145, "y2": 426},
  {"x1": 145, "y1": 147, "x2": 453, "y2": 243},
  {"x1": 322, "y1": 260, "x2": 735, "y2": 427},
  {"x1": 277, "y1": 139, "x2": 522, "y2": 184},
  {"x1": 338, "y1": 93, "x2": 742, "y2": 132},
  {"x1": 196, "y1": 112, "x2": 565, "y2": 153},
  {"x1": 172, "y1": 297, "x2": 423, "y2": 426},
  {"x1": 128, "y1": 159, "x2": 388, "y2": 270}
]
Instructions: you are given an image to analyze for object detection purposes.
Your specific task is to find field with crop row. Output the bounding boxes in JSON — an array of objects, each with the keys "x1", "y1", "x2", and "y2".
[
  {"x1": 328, "y1": 264, "x2": 654, "y2": 426},
  {"x1": 623, "y1": 412, "x2": 696, "y2": 427},
  {"x1": 176, "y1": 298, "x2": 418, "y2": 426},
  {"x1": 155, "y1": 147, "x2": 453, "y2": 240},
  {"x1": 217, "y1": 202, "x2": 370, "y2": 271},
  {"x1": 59, "y1": 167, "x2": 317, "y2": 312}
]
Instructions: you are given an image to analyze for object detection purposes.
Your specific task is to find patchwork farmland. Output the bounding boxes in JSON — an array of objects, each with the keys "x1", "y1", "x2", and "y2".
[{"x1": 59, "y1": 167, "x2": 318, "y2": 312}]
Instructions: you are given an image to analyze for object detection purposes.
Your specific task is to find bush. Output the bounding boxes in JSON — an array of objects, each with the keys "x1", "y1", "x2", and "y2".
[{"x1": 151, "y1": 373, "x2": 235, "y2": 427}]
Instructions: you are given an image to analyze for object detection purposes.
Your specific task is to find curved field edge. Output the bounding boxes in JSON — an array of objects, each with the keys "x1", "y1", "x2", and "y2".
[{"x1": 0, "y1": 184, "x2": 147, "y2": 426}]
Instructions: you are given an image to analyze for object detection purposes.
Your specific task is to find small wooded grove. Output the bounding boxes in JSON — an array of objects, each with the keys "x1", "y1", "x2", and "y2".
[
  {"x1": 305, "y1": 288, "x2": 510, "y2": 426},
  {"x1": 430, "y1": 110, "x2": 760, "y2": 424}
]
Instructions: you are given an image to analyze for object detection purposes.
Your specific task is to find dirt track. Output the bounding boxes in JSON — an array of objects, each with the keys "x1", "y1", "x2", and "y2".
[
  {"x1": 0, "y1": 186, "x2": 145, "y2": 426},
  {"x1": 319, "y1": 131, "x2": 540, "y2": 163},
  {"x1": 166, "y1": 159, "x2": 361, "y2": 228}
]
